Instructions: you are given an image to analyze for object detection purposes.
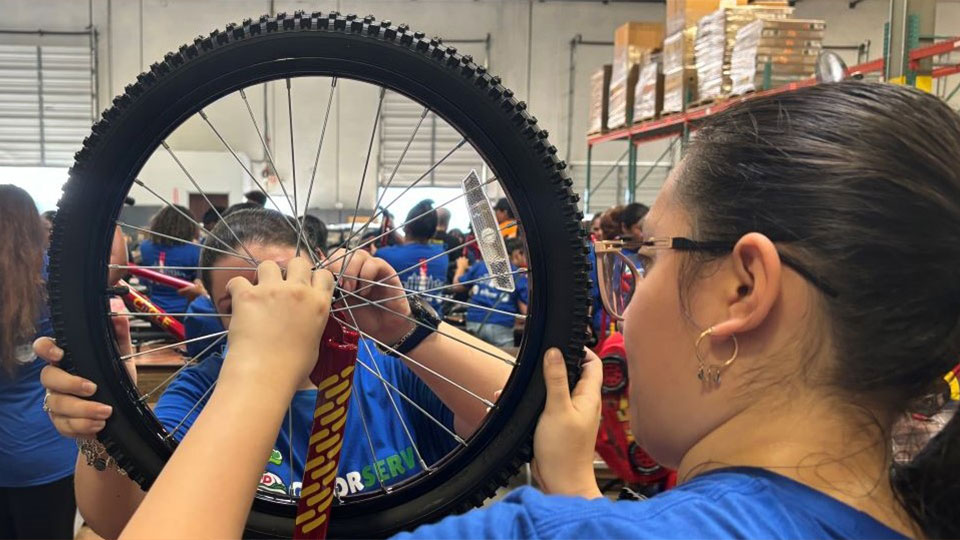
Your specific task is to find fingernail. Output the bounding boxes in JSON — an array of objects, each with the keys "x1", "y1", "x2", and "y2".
[
  {"x1": 82, "y1": 381, "x2": 97, "y2": 395},
  {"x1": 545, "y1": 349, "x2": 562, "y2": 365},
  {"x1": 92, "y1": 420, "x2": 106, "y2": 431},
  {"x1": 51, "y1": 347, "x2": 64, "y2": 361},
  {"x1": 96, "y1": 406, "x2": 113, "y2": 419}
]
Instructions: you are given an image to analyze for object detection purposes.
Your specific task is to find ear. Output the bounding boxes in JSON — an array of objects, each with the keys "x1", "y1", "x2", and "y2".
[{"x1": 710, "y1": 233, "x2": 782, "y2": 338}]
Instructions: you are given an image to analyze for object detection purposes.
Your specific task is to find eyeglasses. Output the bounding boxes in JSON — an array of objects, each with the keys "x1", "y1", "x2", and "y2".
[{"x1": 594, "y1": 237, "x2": 838, "y2": 321}]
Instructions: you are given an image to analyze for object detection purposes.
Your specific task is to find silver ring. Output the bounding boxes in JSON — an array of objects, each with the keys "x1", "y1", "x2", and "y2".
[{"x1": 41, "y1": 391, "x2": 52, "y2": 414}]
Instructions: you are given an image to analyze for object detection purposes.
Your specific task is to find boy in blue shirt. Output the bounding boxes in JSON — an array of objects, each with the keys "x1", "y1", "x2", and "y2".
[
  {"x1": 137, "y1": 205, "x2": 201, "y2": 315},
  {"x1": 453, "y1": 238, "x2": 528, "y2": 348},
  {"x1": 376, "y1": 200, "x2": 449, "y2": 313}
]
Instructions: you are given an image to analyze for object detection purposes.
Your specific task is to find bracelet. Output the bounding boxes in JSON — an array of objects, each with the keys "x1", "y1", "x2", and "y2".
[{"x1": 77, "y1": 438, "x2": 127, "y2": 475}]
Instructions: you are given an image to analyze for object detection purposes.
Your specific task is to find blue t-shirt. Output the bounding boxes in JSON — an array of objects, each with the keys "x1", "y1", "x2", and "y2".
[
  {"x1": 183, "y1": 296, "x2": 224, "y2": 361},
  {"x1": 153, "y1": 341, "x2": 457, "y2": 497},
  {"x1": 587, "y1": 244, "x2": 604, "y2": 334},
  {"x1": 0, "y1": 255, "x2": 77, "y2": 487},
  {"x1": 376, "y1": 244, "x2": 449, "y2": 312},
  {"x1": 457, "y1": 262, "x2": 528, "y2": 327},
  {"x1": 395, "y1": 468, "x2": 906, "y2": 540},
  {"x1": 138, "y1": 239, "x2": 201, "y2": 315}
]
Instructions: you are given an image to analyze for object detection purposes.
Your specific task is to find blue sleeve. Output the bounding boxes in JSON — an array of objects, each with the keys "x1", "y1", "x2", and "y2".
[
  {"x1": 458, "y1": 262, "x2": 480, "y2": 284},
  {"x1": 394, "y1": 496, "x2": 540, "y2": 540},
  {"x1": 185, "y1": 244, "x2": 201, "y2": 280},
  {"x1": 153, "y1": 354, "x2": 223, "y2": 439},
  {"x1": 514, "y1": 274, "x2": 529, "y2": 306}
]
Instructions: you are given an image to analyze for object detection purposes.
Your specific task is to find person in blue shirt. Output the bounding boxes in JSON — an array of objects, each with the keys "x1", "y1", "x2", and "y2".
[
  {"x1": 35, "y1": 207, "x2": 510, "y2": 539},
  {"x1": 0, "y1": 185, "x2": 77, "y2": 539},
  {"x1": 452, "y1": 238, "x2": 528, "y2": 348},
  {"x1": 376, "y1": 199, "x2": 449, "y2": 312},
  {"x1": 56, "y1": 83, "x2": 960, "y2": 540},
  {"x1": 137, "y1": 204, "x2": 202, "y2": 316}
]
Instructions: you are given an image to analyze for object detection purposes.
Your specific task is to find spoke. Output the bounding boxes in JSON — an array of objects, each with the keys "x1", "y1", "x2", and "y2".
[
  {"x1": 120, "y1": 330, "x2": 229, "y2": 361},
  {"x1": 110, "y1": 265, "x2": 255, "y2": 272},
  {"x1": 333, "y1": 276, "x2": 526, "y2": 320},
  {"x1": 234, "y1": 90, "x2": 320, "y2": 267},
  {"x1": 330, "y1": 270, "x2": 527, "y2": 311},
  {"x1": 321, "y1": 175, "x2": 498, "y2": 271},
  {"x1": 132, "y1": 179, "x2": 241, "y2": 256},
  {"x1": 110, "y1": 312, "x2": 229, "y2": 318},
  {"x1": 117, "y1": 222, "x2": 256, "y2": 264},
  {"x1": 300, "y1": 77, "x2": 337, "y2": 256},
  {"x1": 354, "y1": 356, "x2": 465, "y2": 447},
  {"x1": 337, "y1": 106, "x2": 428, "y2": 251},
  {"x1": 333, "y1": 138, "x2": 468, "y2": 254},
  {"x1": 350, "y1": 388, "x2": 389, "y2": 493},
  {"x1": 342, "y1": 307, "x2": 429, "y2": 471},
  {"x1": 139, "y1": 334, "x2": 227, "y2": 402},
  {"x1": 347, "y1": 220, "x2": 514, "y2": 299},
  {"x1": 165, "y1": 380, "x2": 217, "y2": 440},
  {"x1": 287, "y1": 404, "x2": 294, "y2": 498},
  {"x1": 286, "y1": 79, "x2": 298, "y2": 222},
  {"x1": 161, "y1": 141, "x2": 259, "y2": 265},
  {"x1": 337, "y1": 287, "x2": 515, "y2": 367},
  {"x1": 335, "y1": 87, "x2": 386, "y2": 287},
  {"x1": 337, "y1": 317, "x2": 493, "y2": 410}
]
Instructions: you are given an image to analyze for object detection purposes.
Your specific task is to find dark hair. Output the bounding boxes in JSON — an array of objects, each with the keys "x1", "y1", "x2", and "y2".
[
  {"x1": 677, "y1": 82, "x2": 960, "y2": 538},
  {"x1": 244, "y1": 190, "x2": 267, "y2": 206},
  {"x1": 504, "y1": 237, "x2": 523, "y2": 256},
  {"x1": 299, "y1": 215, "x2": 328, "y2": 254},
  {"x1": 224, "y1": 202, "x2": 262, "y2": 216},
  {"x1": 494, "y1": 197, "x2": 514, "y2": 219},
  {"x1": 403, "y1": 199, "x2": 438, "y2": 242},
  {"x1": 202, "y1": 206, "x2": 225, "y2": 228},
  {"x1": 149, "y1": 204, "x2": 198, "y2": 246},
  {"x1": 199, "y1": 208, "x2": 297, "y2": 293},
  {"x1": 620, "y1": 202, "x2": 649, "y2": 230},
  {"x1": 599, "y1": 205, "x2": 623, "y2": 240},
  {"x1": 0, "y1": 185, "x2": 45, "y2": 376},
  {"x1": 42, "y1": 210, "x2": 57, "y2": 223}
]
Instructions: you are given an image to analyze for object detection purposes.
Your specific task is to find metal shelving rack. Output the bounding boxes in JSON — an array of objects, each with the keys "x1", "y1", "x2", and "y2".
[{"x1": 582, "y1": 0, "x2": 958, "y2": 215}]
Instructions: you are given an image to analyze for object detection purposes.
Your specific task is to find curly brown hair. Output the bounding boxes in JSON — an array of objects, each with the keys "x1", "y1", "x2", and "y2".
[
  {"x1": 0, "y1": 185, "x2": 45, "y2": 376},
  {"x1": 149, "y1": 204, "x2": 198, "y2": 246}
]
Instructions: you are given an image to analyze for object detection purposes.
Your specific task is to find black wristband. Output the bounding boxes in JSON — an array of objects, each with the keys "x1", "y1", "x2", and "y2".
[{"x1": 379, "y1": 296, "x2": 441, "y2": 357}]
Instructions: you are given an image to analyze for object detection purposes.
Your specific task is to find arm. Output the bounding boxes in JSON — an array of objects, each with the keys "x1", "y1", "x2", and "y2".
[
  {"x1": 405, "y1": 323, "x2": 511, "y2": 437},
  {"x1": 36, "y1": 305, "x2": 146, "y2": 540},
  {"x1": 450, "y1": 256, "x2": 472, "y2": 294},
  {"x1": 120, "y1": 258, "x2": 333, "y2": 539},
  {"x1": 328, "y1": 250, "x2": 509, "y2": 437}
]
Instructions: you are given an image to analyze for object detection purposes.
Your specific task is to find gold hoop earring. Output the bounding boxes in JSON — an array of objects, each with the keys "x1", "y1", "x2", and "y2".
[{"x1": 695, "y1": 327, "x2": 739, "y2": 384}]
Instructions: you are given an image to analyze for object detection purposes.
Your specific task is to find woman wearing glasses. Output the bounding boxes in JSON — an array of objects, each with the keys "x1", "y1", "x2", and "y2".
[{"x1": 81, "y1": 82, "x2": 958, "y2": 539}]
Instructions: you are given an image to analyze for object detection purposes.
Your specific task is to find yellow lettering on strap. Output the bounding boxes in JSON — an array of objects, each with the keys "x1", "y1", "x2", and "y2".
[
  {"x1": 313, "y1": 432, "x2": 341, "y2": 454},
  {"x1": 308, "y1": 428, "x2": 331, "y2": 446},
  {"x1": 301, "y1": 514, "x2": 328, "y2": 534},
  {"x1": 295, "y1": 509, "x2": 316, "y2": 525},
  {"x1": 305, "y1": 487, "x2": 332, "y2": 507},
  {"x1": 325, "y1": 440, "x2": 344, "y2": 460},
  {"x1": 300, "y1": 482, "x2": 321, "y2": 498},
  {"x1": 320, "y1": 406, "x2": 346, "y2": 427},
  {"x1": 313, "y1": 401, "x2": 335, "y2": 419},
  {"x1": 316, "y1": 374, "x2": 340, "y2": 391},
  {"x1": 304, "y1": 454, "x2": 326, "y2": 473},
  {"x1": 324, "y1": 379, "x2": 351, "y2": 399},
  {"x1": 340, "y1": 365, "x2": 355, "y2": 378},
  {"x1": 331, "y1": 412, "x2": 348, "y2": 432}
]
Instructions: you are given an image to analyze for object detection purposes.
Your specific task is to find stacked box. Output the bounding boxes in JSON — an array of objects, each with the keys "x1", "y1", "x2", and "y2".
[
  {"x1": 608, "y1": 22, "x2": 665, "y2": 129},
  {"x1": 633, "y1": 53, "x2": 663, "y2": 122},
  {"x1": 588, "y1": 65, "x2": 612, "y2": 134},
  {"x1": 662, "y1": 27, "x2": 698, "y2": 114},
  {"x1": 694, "y1": 5, "x2": 793, "y2": 101},
  {"x1": 730, "y1": 19, "x2": 825, "y2": 95}
]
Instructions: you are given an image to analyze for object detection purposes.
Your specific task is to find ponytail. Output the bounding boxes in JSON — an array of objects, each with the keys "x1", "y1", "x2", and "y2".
[{"x1": 892, "y1": 405, "x2": 960, "y2": 537}]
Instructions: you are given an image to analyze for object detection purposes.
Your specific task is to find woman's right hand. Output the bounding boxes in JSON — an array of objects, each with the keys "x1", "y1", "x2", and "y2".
[{"x1": 35, "y1": 300, "x2": 136, "y2": 439}]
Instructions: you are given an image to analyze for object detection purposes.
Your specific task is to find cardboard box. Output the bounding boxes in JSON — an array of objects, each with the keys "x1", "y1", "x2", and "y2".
[
  {"x1": 663, "y1": 67, "x2": 698, "y2": 113},
  {"x1": 588, "y1": 65, "x2": 612, "y2": 135},
  {"x1": 663, "y1": 27, "x2": 698, "y2": 72},
  {"x1": 666, "y1": 0, "x2": 748, "y2": 35},
  {"x1": 633, "y1": 55, "x2": 664, "y2": 122},
  {"x1": 612, "y1": 22, "x2": 666, "y2": 82},
  {"x1": 730, "y1": 18, "x2": 824, "y2": 95}
]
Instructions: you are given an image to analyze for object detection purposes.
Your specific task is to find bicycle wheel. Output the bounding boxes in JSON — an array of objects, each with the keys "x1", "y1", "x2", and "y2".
[{"x1": 48, "y1": 11, "x2": 589, "y2": 537}]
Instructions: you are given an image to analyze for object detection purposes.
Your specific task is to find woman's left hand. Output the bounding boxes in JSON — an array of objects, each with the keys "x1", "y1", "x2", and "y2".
[
  {"x1": 532, "y1": 347, "x2": 603, "y2": 498},
  {"x1": 323, "y1": 248, "x2": 415, "y2": 346}
]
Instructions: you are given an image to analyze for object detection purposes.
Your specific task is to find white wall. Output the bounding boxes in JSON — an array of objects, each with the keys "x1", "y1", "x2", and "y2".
[{"x1": 3, "y1": 0, "x2": 959, "y2": 215}]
